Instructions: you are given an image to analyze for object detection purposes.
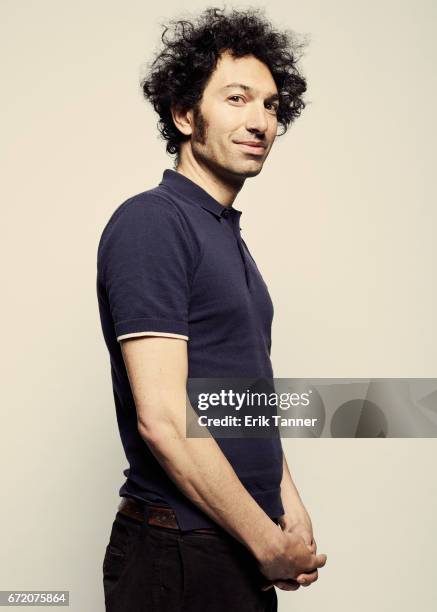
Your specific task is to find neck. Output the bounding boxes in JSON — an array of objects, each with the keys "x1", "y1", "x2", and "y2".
[{"x1": 175, "y1": 152, "x2": 244, "y2": 208}]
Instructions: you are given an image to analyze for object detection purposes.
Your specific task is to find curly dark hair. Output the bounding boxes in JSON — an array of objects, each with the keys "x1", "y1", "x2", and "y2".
[{"x1": 140, "y1": 6, "x2": 309, "y2": 163}]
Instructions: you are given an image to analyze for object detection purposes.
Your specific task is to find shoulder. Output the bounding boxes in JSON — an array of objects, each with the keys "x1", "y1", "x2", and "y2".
[
  {"x1": 97, "y1": 188, "x2": 190, "y2": 254},
  {"x1": 101, "y1": 188, "x2": 179, "y2": 235}
]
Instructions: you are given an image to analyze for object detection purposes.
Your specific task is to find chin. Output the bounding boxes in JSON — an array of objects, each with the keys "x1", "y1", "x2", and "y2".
[
  {"x1": 204, "y1": 154, "x2": 264, "y2": 181},
  {"x1": 225, "y1": 160, "x2": 264, "y2": 178},
  {"x1": 238, "y1": 164, "x2": 264, "y2": 178}
]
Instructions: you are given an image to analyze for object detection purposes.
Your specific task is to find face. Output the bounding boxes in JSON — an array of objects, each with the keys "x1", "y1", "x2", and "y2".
[{"x1": 182, "y1": 50, "x2": 279, "y2": 180}]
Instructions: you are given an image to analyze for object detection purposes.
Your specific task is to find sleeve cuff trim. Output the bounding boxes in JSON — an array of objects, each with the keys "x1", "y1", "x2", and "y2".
[
  {"x1": 114, "y1": 316, "x2": 189, "y2": 339},
  {"x1": 117, "y1": 331, "x2": 189, "y2": 342}
]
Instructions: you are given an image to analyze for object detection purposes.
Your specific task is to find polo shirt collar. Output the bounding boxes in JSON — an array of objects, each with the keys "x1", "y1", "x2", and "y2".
[{"x1": 160, "y1": 169, "x2": 242, "y2": 221}]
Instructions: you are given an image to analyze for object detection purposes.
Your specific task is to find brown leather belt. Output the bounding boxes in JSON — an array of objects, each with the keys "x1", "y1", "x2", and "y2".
[{"x1": 118, "y1": 496, "x2": 220, "y2": 533}]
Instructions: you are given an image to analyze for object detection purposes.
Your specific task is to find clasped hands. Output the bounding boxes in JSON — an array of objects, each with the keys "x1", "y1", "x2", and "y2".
[{"x1": 259, "y1": 518, "x2": 327, "y2": 592}]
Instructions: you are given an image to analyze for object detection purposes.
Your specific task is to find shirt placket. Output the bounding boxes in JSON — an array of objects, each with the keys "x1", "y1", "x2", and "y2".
[{"x1": 222, "y1": 209, "x2": 251, "y2": 290}]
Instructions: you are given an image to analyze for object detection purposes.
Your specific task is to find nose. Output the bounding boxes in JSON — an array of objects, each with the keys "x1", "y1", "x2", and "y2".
[{"x1": 245, "y1": 102, "x2": 268, "y2": 134}]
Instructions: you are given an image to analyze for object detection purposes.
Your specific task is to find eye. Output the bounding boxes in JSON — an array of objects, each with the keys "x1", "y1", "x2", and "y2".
[
  {"x1": 228, "y1": 95, "x2": 245, "y2": 103},
  {"x1": 265, "y1": 102, "x2": 279, "y2": 113}
]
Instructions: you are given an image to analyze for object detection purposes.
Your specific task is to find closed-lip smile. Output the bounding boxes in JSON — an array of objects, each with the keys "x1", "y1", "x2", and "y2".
[{"x1": 234, "y1": 141, "x2": 267, "y2": 148}]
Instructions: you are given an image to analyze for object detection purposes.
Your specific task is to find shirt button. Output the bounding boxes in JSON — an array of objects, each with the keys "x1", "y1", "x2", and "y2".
[{"x1": 222, "y1": 209, "x2": 230, "y2": 218}]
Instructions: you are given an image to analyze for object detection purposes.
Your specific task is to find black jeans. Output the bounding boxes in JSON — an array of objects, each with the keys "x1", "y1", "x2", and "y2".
[{"x1": 103, "y1": 510, "x2": 278, "y2": 611}]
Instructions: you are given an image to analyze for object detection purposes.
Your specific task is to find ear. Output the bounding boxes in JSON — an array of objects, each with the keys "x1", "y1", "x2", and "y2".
[{"x1": 171, "y1": 105, "x2": 193, "y2": 136}]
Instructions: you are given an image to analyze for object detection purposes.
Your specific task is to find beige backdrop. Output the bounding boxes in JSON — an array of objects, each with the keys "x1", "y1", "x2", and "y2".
[{"x1": 1, "y1": 0, "x2": 436, "y2": 610}]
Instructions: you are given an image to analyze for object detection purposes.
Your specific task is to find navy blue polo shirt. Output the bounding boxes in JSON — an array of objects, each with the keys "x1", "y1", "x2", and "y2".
[{"x1": 96, "y1": 168, "x2": 284, "y2": 530}]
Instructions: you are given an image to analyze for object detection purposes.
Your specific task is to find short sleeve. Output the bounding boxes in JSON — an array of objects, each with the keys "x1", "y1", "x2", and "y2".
[{"x1": 97, "y1": 196, "x2": 197, "y2": 342}]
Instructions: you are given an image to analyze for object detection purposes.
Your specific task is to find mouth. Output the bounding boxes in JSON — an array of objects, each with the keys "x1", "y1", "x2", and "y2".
[{"x1": 234, "y1": 142, "x2": 267, "y2": 156}]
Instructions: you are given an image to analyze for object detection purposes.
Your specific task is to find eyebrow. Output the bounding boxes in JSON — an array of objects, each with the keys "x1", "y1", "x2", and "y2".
[{"x1": 221, "y1": 82, "x2": 279, "y2": 101}]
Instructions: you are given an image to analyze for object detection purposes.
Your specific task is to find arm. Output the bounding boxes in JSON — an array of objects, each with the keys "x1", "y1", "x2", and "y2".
[
  {"x1": 121, "y1": 335, "x2": 325, "y2": 583},
  {"x1": 259, "y1": 450, "x2": 317, "y2": 593},
  {"x1": 279, "y1": 450, "x2": 313, "y2": 534}
]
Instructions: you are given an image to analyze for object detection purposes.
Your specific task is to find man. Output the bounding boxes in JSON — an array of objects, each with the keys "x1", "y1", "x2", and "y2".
[{"x1": 97, "y1": 7, "x2": 327, "y2": 611}]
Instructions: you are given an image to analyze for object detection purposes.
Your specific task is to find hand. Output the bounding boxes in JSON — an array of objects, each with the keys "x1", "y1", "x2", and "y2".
[
  {"x1": 260, "y1": 520, "x2": 321, "y2": 592},
  {"x1": 285, "y1": 522, "x2": 317, "y2": 556},
  {"x1": 257, "y1": 526, "x2": 326, "y2": 591}
]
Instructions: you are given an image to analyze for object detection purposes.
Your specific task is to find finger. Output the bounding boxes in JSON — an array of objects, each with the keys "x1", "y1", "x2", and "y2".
[
  {"x1": 315, "y1": 553, "x2": 327, "y2": 567},
  {"x1": 296, "y1": 570, "x2": 318, "y2": 586},
  {"x1": 296, "y1": 552, "x2": 326, "y2": 580},
  {"x1": 304, "y1": 553, "x2": 326, "y2": 571}
]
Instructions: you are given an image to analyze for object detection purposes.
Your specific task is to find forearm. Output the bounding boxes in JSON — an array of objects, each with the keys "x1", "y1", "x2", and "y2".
[
  {"x1": 139, "y1": 415, "x2": 282, "y2": 563},
  {"x1": 279, "y1": 450, "x2": 312, "y2": 530}
]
